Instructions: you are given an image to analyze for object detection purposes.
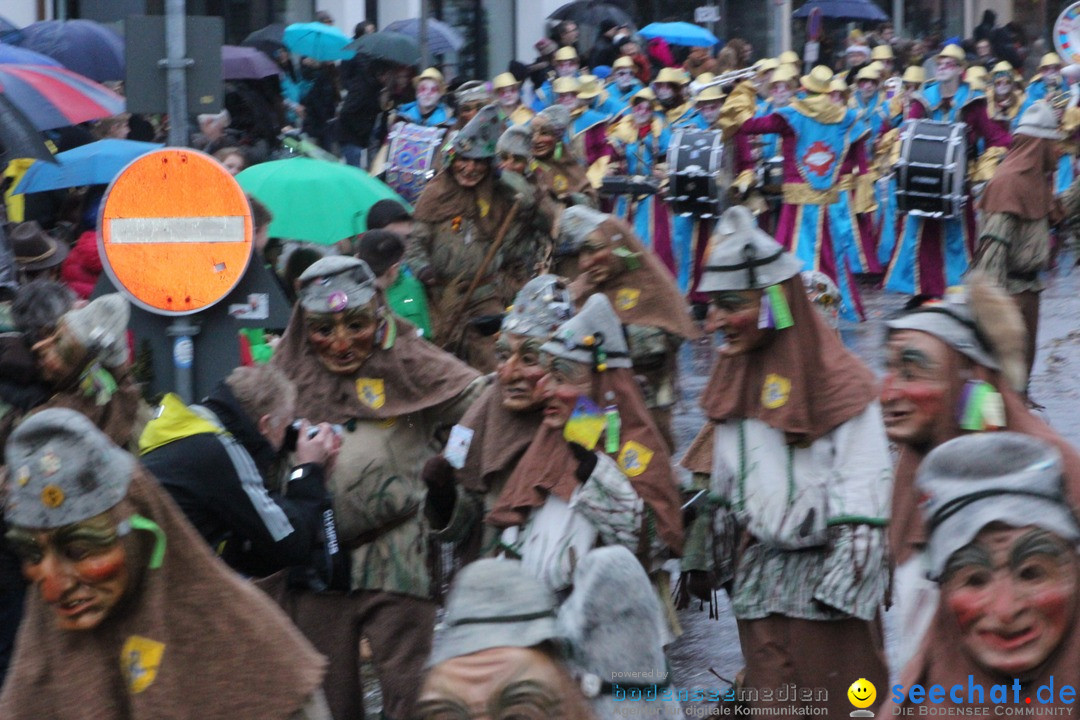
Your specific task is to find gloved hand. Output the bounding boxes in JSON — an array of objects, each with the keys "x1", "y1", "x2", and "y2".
[
  {"x1": 567, "y1": 442, "x2": 598, "y2": 483},
  {"x1": 421, "y1": 455, "x2": 456, "y2": 529},
  {"x1": 415, "y1": 266, "x2": 437, "y2": 286}
]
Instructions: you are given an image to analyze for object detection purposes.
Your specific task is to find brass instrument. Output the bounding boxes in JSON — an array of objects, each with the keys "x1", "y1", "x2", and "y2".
[{"x1": 692, "y1": 66, "x2": 759, "y2": 94}]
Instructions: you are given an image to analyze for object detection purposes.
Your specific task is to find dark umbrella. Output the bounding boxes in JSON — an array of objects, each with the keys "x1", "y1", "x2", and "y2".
[
  {"x1": 384, "y1": 18, "x2": 465, "y2": 56},
  {"x1": 12, "y1": 19, "x2": 124, "y2": 82},
  {"x1": 242, "y1": 23, "x2": 287, "y2": 58},
  {"x1": 792, "y1": 0, "x2": 888, "y2": 22},
  {"x1": 0, "y1": 14, "x2": 21, "y2": 43},
  {"x1": 222, "y1": 45, "x2": 282, "y2": 80},
  {"x1": 345, "y1": 31, "x2": 421, "y2": 67},
  {"x1": 0, "y1": 93, "x2": 57, "y2": 164},
  {"x1": 549, "y1": 0, "x2": 634, "y2": 27}
]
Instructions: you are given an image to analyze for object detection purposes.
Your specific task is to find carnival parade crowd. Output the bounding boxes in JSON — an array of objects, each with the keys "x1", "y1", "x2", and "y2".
[{"x1": 5, "y1": 8, "x2": 1080, "y2": 720}]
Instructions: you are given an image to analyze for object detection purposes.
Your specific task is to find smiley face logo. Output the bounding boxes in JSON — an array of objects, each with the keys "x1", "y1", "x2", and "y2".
[{"x1": 848, "y1": 678, "x2": 876, "y2": 716}]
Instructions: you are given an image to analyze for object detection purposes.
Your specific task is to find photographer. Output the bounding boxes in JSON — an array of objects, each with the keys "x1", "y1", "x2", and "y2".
[{"x1": 140, "y1": 365, "x2": 340, "y2": 578}]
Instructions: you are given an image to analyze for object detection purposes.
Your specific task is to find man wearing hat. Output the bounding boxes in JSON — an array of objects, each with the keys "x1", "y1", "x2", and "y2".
[
  {"x1": 605, "y1": 87, "x2": 675, "y2": 274},
  {"x1": 1019, "y1": 52, "x2": 1079, "y2": 196},
  {"x1": 0, "y1": 409, "x2": 331, "y2": 719},
  {"x1": 20, "y1": 294, "x2": 144, "y2": 452},
  {"x1": 871, "y1": 44, "x2": 896, "y2": 84},
  {"x1": 421, "y1": 275, "x2": 575, "y2": 565},
  {"x1": 880, "y1": 275, "x2": 1080, "y2": 667},
  {"x1": 732, "y1": 65, "x2": 869, "y2": 321},
  {"x1": 681, "y1": 205, "x2": 890, "y2": 716},
  {"x1": 492, "y1": 71, "x2": 534, "y2": 126},
  {"x1": 269, "y1": 255, "x2": 486, "y2": 720},
  {"x1": 397, "y1": 67, "x2": 453, "y2": 127},
  {"x1": 883, "y1": 44, "x2": 1012, "y2": 299},
  {"x1": 569, "y1": 76, "x2": 615, "y2": 188},
  {"x1": 417, "y1": 558, "x2": 596, "y2": 720},
  {"x1": 606, "y1": 56, "x2": 644, "y2": 106},
  {"x1": 10, "y1": 221, "x2": 68, "y2": 285},
  {"x1": 652, "y1": 67, "x2": 695, "y2": 126},
  {"x1": 533, "y1": 46, "x2": 581, "y2": 111},
  {"x1": 975, "y1": 101, "x2": 1062, "y2": 387},
  {"x1": 986, "y1": 61, "x2": 1023, "y2": 130},
  {"x1": 529, "y1": 104, "x2": 598, "y2": 211},
  {"x1": 883, "y1": 433, "x2": 1080, "y2": 710},
  {"x1": 408, "y1": 105, "x2": 547, "y2": 371},
  {"x1": 486, "y1": 293, "x2": 683, "y2": 595}
]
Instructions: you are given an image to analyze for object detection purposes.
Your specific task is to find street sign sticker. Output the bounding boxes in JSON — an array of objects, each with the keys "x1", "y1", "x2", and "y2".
[
  {"x1": 98, "y1": 148, "x2": 253, "y2": 315},
  {"x1": 694, "y1": 5, "x2": 721, "y2": 23}
]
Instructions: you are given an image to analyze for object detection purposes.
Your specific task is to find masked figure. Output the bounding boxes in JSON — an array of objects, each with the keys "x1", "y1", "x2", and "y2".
[
  {"x1": 0, "y1": 409, "x2": 329, "y2": 720},
  {"x1": 882, "y1": 433, "x2": 1080, "y2": 714},
  {"x1": 268, "y1": 256, "x2": 487, "y2": 720}
]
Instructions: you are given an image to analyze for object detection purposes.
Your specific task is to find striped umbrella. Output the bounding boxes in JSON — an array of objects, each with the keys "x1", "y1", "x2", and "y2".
[
  {"x1": 0, "y1": 44, "x2": 62, "y2": 67},
  {"x1": 0, "y1": 64, "x2": 125, "y2": 131}
]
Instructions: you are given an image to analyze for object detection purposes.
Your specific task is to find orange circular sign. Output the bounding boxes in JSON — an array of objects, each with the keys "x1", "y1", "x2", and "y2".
[{"x1": 98, "y1": 148, "x2": 253, "y2": 315}]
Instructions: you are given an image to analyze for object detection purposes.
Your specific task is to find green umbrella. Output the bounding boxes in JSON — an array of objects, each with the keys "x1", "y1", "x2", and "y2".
[{"x1": 236, "y1": 158, "x2": 408, "y2": 245}]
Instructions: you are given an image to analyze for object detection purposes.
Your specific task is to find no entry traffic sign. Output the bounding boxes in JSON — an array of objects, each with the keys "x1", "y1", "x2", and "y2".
[{"x1": 98, "y1": 148, "x2": 253, "y2": 315}]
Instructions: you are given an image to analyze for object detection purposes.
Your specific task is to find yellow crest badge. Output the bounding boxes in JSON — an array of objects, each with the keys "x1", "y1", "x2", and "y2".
[
  {"x1": 121, "y1": 635, "x2": 166, "y2": 694},
  {"x1": 761, "y1": 373, "x2": 791, "y2": 409},
  {"x1": 356, "y1": 378, "x2": 386, "y2": 410},
  {"x1": 615, "y1": 288, "x2": 641, "y2": 311},
  {"x1": 617, "y1": 441, "x2": 654, "y2": 477},
  {"x1": 553, "y1": 174, "x2": 569, "y2": 193}
]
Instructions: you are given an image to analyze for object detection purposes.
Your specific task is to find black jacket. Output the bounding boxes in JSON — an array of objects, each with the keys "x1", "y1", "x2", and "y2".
[{"x1": 141, "y1": 383, "x2": 331, "y2": 578}]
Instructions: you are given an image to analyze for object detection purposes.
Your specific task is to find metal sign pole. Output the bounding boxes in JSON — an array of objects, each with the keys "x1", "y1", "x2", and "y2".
[
  {"x1": 166, "y1": 317, "x2": 200, "y2": 403},
  {"x1": 163, "y1": 0, "x2": 192, "y2": 147},
  {"x1": 420, "y1": 0, "x2": 430, "y2": 70}
]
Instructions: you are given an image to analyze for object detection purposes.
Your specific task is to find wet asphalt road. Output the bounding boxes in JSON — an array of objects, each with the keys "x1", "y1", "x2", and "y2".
[{"x1": 665, "y1": 256, "x2": 1080, "y2": 710}]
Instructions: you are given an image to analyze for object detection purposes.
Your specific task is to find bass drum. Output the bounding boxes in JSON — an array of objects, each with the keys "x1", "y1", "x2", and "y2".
[
  {"x1": 666, "y1": 129, "x2": 731, "y2": 218},
  {"x1": 383, "y1": 122, "x2": 448, "y2": 205},
  {"x1": 895, "y1": 119, "x2": 968, "y2": 219}
]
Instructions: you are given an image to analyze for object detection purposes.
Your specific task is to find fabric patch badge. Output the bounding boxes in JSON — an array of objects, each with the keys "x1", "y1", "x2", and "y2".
[
  {"x1": 617, "y1": 440, "x2": 654, "y2": 477},
  {"x1": 40, "y1": 484, "x2": 65, "y2": 509},
  {"x1": 761, "y1": 373, "x2": 791, "y2": 409},
  {"x1": 356, "y1": 378, "x2": 386, "y2": 410},
  {"x1": 121, "y1": 635, "x2": 166, "y2": 694},
  {"x1": 615, "y1": 288, "x2": 640, "y2": 311},
  {"x1": 553, "y1": 174, "x2": 569, "y2": 193}
]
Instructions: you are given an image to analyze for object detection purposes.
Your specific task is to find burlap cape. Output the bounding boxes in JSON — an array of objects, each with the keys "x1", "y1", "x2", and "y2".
[
  {"x1": 569, "y1": 216, "x2": 701, "y2": 341},
  {"x1": 271, "y1": 308, "x2": 481, "y2": 424},
  {"x1": 456, "y1": 381, "x2": 543, "y2": 494},
  {"x1": 487, "y1": 367, "x2": 684, "y2": 555},
  {"x1": 697, "y1": 275, "x2": 877, "y2": 444},
  {"x1": 978, "y1": 133, "x2": 1059, "y2": 220},
  {"x1": 0, "y1": 470, "x2": 325, "y2": 720}
]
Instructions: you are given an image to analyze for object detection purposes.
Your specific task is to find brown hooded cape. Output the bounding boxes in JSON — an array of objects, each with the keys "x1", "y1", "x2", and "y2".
[
  {"x1": 270, "y1": 308, "x2": 481, "y2": 424},
  {"x1": 413, "y1": 165, "x2": 514, "y2": 238},
  {"x1": 978, "y1": 134, "x2": 1059, "y2": 220},
  {"x1": 486, "y1": 367, "x2": 684, "y2": 555},
  {"x1": 569, "y1": 216, "x2": 702, "y2": 341},
  {"x1": 456, "y1": 381, "x2": 543, "y2": 494},
  {"x1": 888, "y1": 358, "x2": 1080, "y2": 566},
  {"x1": 698, "y1": 275, "x2": 877, "y2": 444},
  {"x1": 0, "y1": 470, "x2": 325, "y2": 720}
]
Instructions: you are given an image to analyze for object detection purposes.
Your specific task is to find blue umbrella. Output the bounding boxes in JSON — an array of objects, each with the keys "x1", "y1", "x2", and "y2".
[
  {"x1": 283, "y1": 22, "x2": 355, "y2": 61},
  {"x1": 1, "y1": 15, "x2": 22, "y2": 43},
  {"x1": 0, "y1": 44, "x2": 63, "y2": 67},
  {"x1": 638, "y1": 22, "x2": 718, "y2": 48},
  {"x1": 793, "y1": 0, "x2": 888, "y2": 22},
  {"x1": 12, "y1": 19, "x2": 124, "y2": 82},
  {"x1": 13, "y1": 139, "x2": 163, "y2": 194},
  {"x1": 383, "y1": 18, "x2": 465, "y2": 56}
]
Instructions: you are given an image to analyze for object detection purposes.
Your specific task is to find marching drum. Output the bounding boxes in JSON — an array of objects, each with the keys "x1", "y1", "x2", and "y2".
[
  {"x1": 383, "y1": 122, "x2": 447, "y2": 205},
  {"x1": 895, "y1": 119, "x2": 968, "y2": 219},
  {"x1": 666, "y1": 129, "x2": 731, "y2": 218},
  {"x1": 599, "y1": 175, "x2": 660, "y2": 197},
  {"x1": 760, "y1": 155, "x2": 785, "y2": 196}
]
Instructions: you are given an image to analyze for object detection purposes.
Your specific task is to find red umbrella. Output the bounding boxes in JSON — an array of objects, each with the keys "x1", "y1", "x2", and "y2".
[{"x1": 0, "y1": 63, "x2": 124, "y2": 131}]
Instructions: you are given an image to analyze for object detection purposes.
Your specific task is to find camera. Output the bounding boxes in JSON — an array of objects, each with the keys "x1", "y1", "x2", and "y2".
[{"x1": 283, "y1": 420, "x2": 342, "y2": 452}]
